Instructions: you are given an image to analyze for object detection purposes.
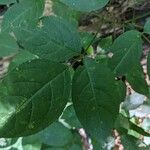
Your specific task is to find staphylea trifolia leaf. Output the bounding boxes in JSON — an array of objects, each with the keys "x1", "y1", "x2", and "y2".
[
  {"x1": 60, "y1": 0, "x2": 109, "y2": 12},
  {"x1": 147, "y1": 51, "x2": 150, "y2": 77},
  {"x1": 98, "y1": 36, "x2": 113, "y2": 51},
  {"x1": 52, "y1": 0, "x2": 80, "y2": 27},
  {"x1": 1, "y1": 0, "x2": 45, "y2": 32},
  {"x1": 0, "y1": 0, "x2": 16, "y2": 5},
  {"x1": 38, "y1": 121, "x2": 83, "y2": 150},
  {"x1": 121, "y1": 135, "x2": 139, "y2": 150},
  {"x1": 22, "y1": 134, "x2": 42, "y2": 150},
  {"x1": 144, "y1": 19, "x2": 150, "y2": 34},
  {"x1": 61, "y1": 104, "x2": 82, "y2": 128},
  {"x1": 13, "y1": 26, "x2": 36, "y2": 47},
  {"x1": 0, "y1": 33, "x2": 18, "y2": 57},
  {"x1": 16, "y1": 16, "x2": 82, "y2": 62},
  {"x1": 108, "y1": 30, "x2": 149, "y2": 96},
  {"x1": 23, "y1": 121, "x2": 83, "y2": 150},
  {"x1": 8, "y1": 50, "x2": 38, "y2": 71},
  {"x1": 114, "y1": 114, "x2": 130, "y2": 134},
  {"x1": 72, "y1": 57, "x2": 126, "y2": 148},
  {"x1": 108, "y1": 30, "x2": 142, "y2": 75},
  {"x1": 38, "y1": 122, "x2": 73, "y2": 147},
  {"x1": 126, "y1": 64, "x2": 149, "y2": 97},
  {"x1": 80, "y1": 32, "x2": 95, "y2": 50},
  {"x1": 0, "y1": 59, "x2": 71, "y2": 137}
]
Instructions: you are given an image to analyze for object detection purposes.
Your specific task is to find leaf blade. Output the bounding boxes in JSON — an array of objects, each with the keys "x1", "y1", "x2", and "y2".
[
  {"x1": 60, "y1": 0, "x2": 109, "y2": 12},
  {"x1": 0, "y1": 0, "x2": 16, "y2": 5},
  {"x1": 17, "y1": 16, "x2": 82, "y2": 62},
  {"x1": 144, "y1": 19, "x2": 150, "y2": 34},
  {"x1": 72, "y1": 58, "x2": 125, "y2": 147},
  {"x1": 0, "y1": 59, "x2": 71, "y2": 137},
  {"x1": 0, "y1": 33, "x2": 18, "y2": 57},
  {"x1": 1, "y1": 0, "x2": 44, "y2": 32}
]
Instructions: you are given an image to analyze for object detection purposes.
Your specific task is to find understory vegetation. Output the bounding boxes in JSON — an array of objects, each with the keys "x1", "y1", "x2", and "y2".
[{"x1": 0, "y1": 0, "x2": 150, "y2": 149}]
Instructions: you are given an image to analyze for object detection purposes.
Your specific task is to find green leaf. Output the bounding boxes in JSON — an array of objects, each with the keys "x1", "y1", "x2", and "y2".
[
  {"x1": 98, "y1": 36, "x2": 113, "y2": 51},
  {"x1": 115, "y1": 114, "x2": 130, "y2": 134},
  {"x1": 0, "y1": 59, "x2": 71, "y2": 137},
  {"x1": 39, "y1": 122, "x2": 73, "y2": 147},
  {"x1": 12, "y1": 26, "x2": 36, "y2": 47},
  {"x1": 72, "y1": 58, "x2": 125, "y2": 147},
  {"x1": 0, "y1": 0, "x2": 16, "y2": 4},
  {"x1": 8, "y1": 50, "x2": 38, "y2": 71},
  {"x1": 80, "y1": 32, "x2": 95, "y2": 50},
  {"x1": 38, "y1": 122, "x2": 83, "y2": 149},
  {"x1": 18, "y1": 16, "x2": 82, "y2": 62},
  {"x1": 126, "y1": 65, "x2": 149, "y2": 97},
  {"x1": 22, "y1": 135, "x2": 42, "y2": 150},
  {"x1": 108, "y1": 30, "x2": 149, "y2": 96},
  {"x1": 121, "y1": 135, "x2": 139, "y2": 150},
  {"x1": 52, "y1": 0, "x2": 80, "y2": 27},
  {"x1": 69, "y1": 144, "x2": 83, "y2": 150},
  {"x1": 60, "y1": 0, "x2": 109, "y2": 12},
  {"x1": 61, "y1": 104, "x2": 82, "y2": 128},
  {"x1": 1, "y1": 0, "x2": 44, "y2": 32},
  {"x1": 147, "y1": 51, "x2": 150, "y2": 77},
  {"x1": 144, "y1": 19, "x2": 150, "y2": 34},
  {"x1": 0, "y1": 33, "x2": 18, "y2": 57},
  {"x1": 45, "y1": 148, "x2": 65, "y2": 150},
  {"x1": 109, "y1": 30, "x2": 142, "y2": 75}
]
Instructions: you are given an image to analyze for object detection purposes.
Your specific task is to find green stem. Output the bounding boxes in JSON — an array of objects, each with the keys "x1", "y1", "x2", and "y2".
[
  {"x1": 142, "y1": 34, "x2": 150, "y2": 45},
  {"x1": 131, "y1": 23, "x2": 143, "y2": 30},
  {"x1": 85, "y1": 32, "x2": 98, "y2": 51},
  {"x1": 125, "y1": 12, "x2": 150, "y2": 23}
]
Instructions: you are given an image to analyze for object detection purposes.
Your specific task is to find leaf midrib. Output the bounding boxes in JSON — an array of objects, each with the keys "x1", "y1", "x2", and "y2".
[
  {"x1": 114, "y1": 42, "x2": 137, "y2": 73},
  {"x1": 84, "y1": 63, "x2": 102, "y2": 126},
  {"x1": 1, "y1": 68, "x2": 67, "y2": 128}
]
